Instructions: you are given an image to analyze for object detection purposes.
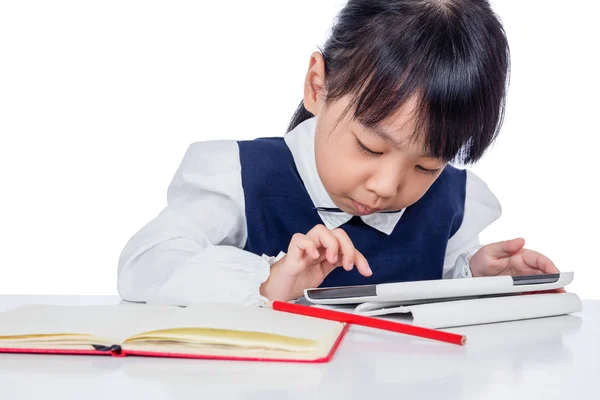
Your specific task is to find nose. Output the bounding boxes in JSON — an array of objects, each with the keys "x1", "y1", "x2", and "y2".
[{"x1": 364, "y1": 162, "x2": 406, "y2": 199}]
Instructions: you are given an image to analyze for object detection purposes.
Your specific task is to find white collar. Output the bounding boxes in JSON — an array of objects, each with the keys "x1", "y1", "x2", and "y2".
[{"x1": 283, "y1": 117, "x2": 405, "y2": 235}]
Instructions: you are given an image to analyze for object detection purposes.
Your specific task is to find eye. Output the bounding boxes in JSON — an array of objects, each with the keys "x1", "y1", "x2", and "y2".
[
  {"x1": 355, "y1": 138, "x2": 382, "y2": 156},
  {"x1": 416, "y1": 165, "x2": 441, "y2": 175}
]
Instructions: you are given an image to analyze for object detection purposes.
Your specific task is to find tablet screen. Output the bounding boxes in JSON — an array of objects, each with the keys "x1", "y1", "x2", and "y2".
[{"x1": 305, "y1": 273, "x2": 562, "y2": 301}]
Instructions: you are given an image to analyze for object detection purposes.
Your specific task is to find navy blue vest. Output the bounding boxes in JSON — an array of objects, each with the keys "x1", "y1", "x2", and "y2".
[{"x1": 237, "y1": 137, "x2": 466, "y2": 287}]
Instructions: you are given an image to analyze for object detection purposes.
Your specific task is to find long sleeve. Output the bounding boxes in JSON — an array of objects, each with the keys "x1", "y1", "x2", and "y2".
[
  {"x1": 117, "y1": 140, "x2": 271, "y2": 306},
  {"x1": 442, "y1": 170, "x2": 502, "y2": 279}
]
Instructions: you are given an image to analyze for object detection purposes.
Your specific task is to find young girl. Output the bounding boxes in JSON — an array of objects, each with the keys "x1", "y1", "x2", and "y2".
[{"x1": 118, "y1": 0, "x2": 560, "y2": 306}]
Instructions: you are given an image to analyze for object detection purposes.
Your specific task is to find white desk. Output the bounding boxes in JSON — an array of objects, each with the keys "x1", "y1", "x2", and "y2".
[{"x1": 0, "y1": 295, "x2": 597, "y2": 400}]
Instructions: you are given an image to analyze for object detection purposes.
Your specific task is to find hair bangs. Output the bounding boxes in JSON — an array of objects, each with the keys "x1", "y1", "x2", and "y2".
[{"x1": 313, "y1": 0, "x2": 509, "y2": 164}]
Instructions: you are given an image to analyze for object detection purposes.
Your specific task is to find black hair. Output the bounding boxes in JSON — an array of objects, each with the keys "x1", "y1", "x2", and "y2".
[{"x1": 287, "y1": 0, "x2": 510, "y2": 164}]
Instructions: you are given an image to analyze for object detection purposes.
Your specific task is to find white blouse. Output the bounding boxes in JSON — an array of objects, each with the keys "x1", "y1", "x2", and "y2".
[{"x1": 117, "y1": 117, "x2": 502, "y2": 306}]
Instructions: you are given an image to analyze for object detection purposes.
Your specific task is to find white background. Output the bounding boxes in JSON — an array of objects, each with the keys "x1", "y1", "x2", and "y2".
[{"x1": 1, "y1": 0, "x2": 598, "y2": 298}]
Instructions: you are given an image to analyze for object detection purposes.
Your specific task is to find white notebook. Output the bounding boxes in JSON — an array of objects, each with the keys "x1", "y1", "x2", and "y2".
[{"x1": 306, "y1": 292, "x2": 583, "y2": 329}]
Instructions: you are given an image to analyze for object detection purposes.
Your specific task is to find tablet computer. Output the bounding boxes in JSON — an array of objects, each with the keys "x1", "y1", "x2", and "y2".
[{"x1": 303, "y1": 272, "x2": 573, "y2": 305}]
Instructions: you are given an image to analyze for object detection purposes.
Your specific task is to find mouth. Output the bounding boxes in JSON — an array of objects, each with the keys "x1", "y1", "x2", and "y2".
[{"x1": 351, "y1": 199, "x2": 379, "y2": 216}]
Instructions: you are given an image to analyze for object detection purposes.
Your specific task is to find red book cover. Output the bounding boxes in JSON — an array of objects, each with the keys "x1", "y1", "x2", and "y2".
[{"x1": 0, "y1": 324, "x2": 350, "y2": 363}]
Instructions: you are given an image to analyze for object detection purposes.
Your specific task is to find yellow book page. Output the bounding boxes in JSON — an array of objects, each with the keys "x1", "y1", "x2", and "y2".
[
  {"x1": 123, "y1": 327, "x2": 320, "y2": 352},
  {"x1": 0, "y1": 333, "x2": 112, "y2": 346}
]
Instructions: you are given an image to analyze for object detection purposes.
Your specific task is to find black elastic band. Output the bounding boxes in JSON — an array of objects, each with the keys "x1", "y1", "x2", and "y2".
[
  {"x1": 92, "y1": 344, "x2": 122, "y2": 354},
  {"x1": 312, "y1": 207, "x2": 403, "y2": 214}
]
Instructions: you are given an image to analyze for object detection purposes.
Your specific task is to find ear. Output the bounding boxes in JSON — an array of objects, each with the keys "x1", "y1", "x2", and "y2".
[{"x1": 303, "y1": 51, "x2": 326, "y2": 116}]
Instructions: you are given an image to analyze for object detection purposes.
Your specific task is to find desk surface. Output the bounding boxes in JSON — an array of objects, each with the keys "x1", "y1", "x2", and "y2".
[{"x1": 0, "y1": 295, "x2": 597, "y2": 400}]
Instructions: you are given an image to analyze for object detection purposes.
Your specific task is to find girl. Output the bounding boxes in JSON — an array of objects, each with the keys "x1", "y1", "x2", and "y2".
[{"x1": 117, "y1": 0, "x2": 560, "y2": 306}]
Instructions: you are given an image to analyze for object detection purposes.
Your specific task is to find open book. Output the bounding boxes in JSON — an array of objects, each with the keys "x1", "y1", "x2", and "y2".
[{"x1": 0, "y1": 302, "x2": 348, "y2": 363}]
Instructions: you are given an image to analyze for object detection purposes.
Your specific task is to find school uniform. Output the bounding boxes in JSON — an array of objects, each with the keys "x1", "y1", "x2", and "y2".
[{"x1": 118, "y1": 117, "x2": 501, "y2": 306}]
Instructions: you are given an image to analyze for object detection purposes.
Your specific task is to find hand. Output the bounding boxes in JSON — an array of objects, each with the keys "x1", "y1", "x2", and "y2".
[
  {"x1": 469, "y1": 238, "x2": 565, "y2": 292},
  {"x1": 259, "y1": 224, "x2": 372, "y2": 302}
]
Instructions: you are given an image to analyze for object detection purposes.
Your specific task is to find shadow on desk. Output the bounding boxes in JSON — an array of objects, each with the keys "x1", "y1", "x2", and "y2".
[{"x1": 339, "y1": 314, "x2": 582, "y2": 384}]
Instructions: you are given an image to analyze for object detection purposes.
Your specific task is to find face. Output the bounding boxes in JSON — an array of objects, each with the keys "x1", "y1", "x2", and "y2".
[
  {"x1": 304, "y1": 53, "x2": 446, "y2": 216},
  {"x1": 313, "y1": 97, "x2": 446, "y2": 216}
]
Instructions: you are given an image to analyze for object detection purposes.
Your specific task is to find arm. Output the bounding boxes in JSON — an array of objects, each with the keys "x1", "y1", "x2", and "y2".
[
  {"x1": 117, "y1": 140, "x2": 271, "y2": 306},
  {"x1": 442, "y1": 170, "x2": 502, "y2": 279}
]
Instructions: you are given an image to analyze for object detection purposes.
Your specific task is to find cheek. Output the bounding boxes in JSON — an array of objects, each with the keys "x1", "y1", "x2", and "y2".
[
  {"x1": 316, "y1": 149, "x2": 354, "y2": 192},
  {"x1": 315, "y1": 134, "x2": 364, "y2": 194}
]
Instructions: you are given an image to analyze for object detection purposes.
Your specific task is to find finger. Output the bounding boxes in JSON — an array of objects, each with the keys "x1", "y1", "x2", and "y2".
[
  {"x1": 522, "y1": 249, "x2": 560, "y2": 274},
  {"x1": 484, "y1": 238, "x2": 525, "y2": 258},
  {"x1": 307, "y1": 225, "x2": 339, "y2": 265},
  {"x1": 353, "y1": 249, "x2": 372, "y2": 277},
  {"x1": 330, "y1": 228, "x2": 357, "y2": 271},
  {"x1": 289, "y1": 233, "x2": 320, "y2": 260}
]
